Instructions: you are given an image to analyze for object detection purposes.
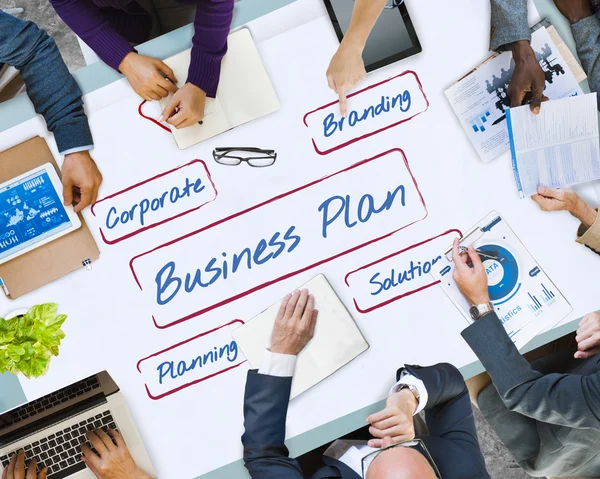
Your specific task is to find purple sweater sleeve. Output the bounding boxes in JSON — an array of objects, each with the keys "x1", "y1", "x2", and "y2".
[
  {"x1": 49, "y1": 0, "x2": 136, "y2": 71},
  {"x1": 188, "y1": 0, "x2": 234, "y2": 97}
]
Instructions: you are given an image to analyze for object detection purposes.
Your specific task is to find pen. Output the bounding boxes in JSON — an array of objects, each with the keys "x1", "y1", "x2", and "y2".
[
  {"x1": 458, "y1": 246, "x2": 498, "y2": 260},
  {"x1": 0, "y1": 277, "x2": 10, "y2": 297},
  {"x1": 158, "y1": 75, "x2": 204, "y2": 126}
]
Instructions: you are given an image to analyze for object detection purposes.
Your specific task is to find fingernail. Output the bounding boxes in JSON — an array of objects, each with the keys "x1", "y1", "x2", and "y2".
[
  {"x1": 158, "y1": 115, "x2": 164, "y2": 122},
  {"x1": 534, "y1": 107, "x2": 540, "y2": 114}
]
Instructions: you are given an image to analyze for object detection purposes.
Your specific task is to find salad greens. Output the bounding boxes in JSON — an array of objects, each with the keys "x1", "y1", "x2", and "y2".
[{"x1": 0, "y1": 303, "x2": 67, "y2": 378}]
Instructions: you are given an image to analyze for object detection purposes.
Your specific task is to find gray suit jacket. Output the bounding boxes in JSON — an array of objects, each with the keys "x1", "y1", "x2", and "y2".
[
  {"x1": 490, "y1": 0, "x2": 600, "y2": 109},
  {"x1": 462, "y1": 312, "x2": 600, "y2": 477}
]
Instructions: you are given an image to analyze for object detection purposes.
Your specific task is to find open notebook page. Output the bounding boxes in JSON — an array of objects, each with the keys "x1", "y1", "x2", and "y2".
[
  {"x1": 159, "y1": 49, "x2": 231, "y2": 149},
  {"x1": 232, "y1": 274, "x2": 369, "y2": 399},
  {"x1": 217, "y1": 28, "x2": 280, "y2": 126}
]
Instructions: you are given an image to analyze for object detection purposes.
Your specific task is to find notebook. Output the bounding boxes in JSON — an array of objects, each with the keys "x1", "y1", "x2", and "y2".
[
  {"x1": 232, "y1": 274, "x2": 369, "y2": 399},
  {"x1": 159, "y1": 28, "x2": 280, "y2": 149}
]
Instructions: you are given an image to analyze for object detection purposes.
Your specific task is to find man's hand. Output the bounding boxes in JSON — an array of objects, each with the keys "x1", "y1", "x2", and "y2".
[
  {"x1": 554, "y1": 0, "x2": 594, "y2": 24},
  {"x1": 119, "y1": 52, "x2": 178, "y2": 101},
  {"x1": 62, "y1": 151, "x2": 103, "y2": 213},
  {"x1": 366, "y1": 389, "x2": 418, "y2": 448},
  {"x1": 451, "y1": 238, "x2": 490, "y2": 306},
  {"x1": 81, "y1": 429, "x2": 151, "y2": 479},
  {"x1": 575, "y1": 312, "x2": 600, "y2": 359},
  {"x1": 270, "y1": 289, "x2": 318, "y2": 356},
  {"x1": 160, "y1": 83, "x2": 206, "y2": 129},
  {"x1": 532, "y1": 186, "x2": 598, "y2": 227},
  {"x1": 326, "y1": 41, "x2": 366, "y2": 117},
  {"x1": 2, "y1": 450, "x2": 47, "y2": 479},
  {"x1": 509, "y1": 40, "x2": 547, "y2": 114}
]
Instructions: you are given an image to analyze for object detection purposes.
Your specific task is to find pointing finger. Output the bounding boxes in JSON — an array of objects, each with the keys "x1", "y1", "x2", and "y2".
[{"x1": 339, "y1": 90, "x2": 348, "y2": 117}]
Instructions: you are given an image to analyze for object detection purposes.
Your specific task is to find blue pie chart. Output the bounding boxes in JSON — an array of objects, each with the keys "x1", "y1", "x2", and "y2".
[{"x1": 477, "y1": 244, "x2": 519, "y2": 302}]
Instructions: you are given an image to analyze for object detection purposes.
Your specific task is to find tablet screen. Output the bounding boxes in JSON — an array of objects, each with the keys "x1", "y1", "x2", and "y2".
[
  {"x1": 324, "y1": 0, "x2": 421, "y2": 72},
  {"x1": 0, "y1": 170, "x2": 72, "y2": 261}
]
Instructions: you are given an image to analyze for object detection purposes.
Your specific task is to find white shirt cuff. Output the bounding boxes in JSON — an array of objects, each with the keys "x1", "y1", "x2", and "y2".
[
  {"x1": 61, "y1": 145, "x2": 93, "y2": 156},
  {"x1": 258, "y1": 349, "x2": 297, "y2": 377},
  {"x1": 389, "y1": 372, "x2": 428, "y2": 415}
]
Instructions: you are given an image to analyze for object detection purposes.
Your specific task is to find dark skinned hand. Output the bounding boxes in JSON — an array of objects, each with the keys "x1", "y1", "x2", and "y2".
[{"x1": 508, "y1": 40, "x2": 547, "y2": 114}]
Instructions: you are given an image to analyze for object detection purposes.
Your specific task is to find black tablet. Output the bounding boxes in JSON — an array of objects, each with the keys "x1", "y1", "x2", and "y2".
[{"x1": 323, "y1": 0, "x2": 422, "y2": 72}]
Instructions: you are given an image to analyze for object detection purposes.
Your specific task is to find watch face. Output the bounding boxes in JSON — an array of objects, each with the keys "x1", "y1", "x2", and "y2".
[{"x1": 469, "y1": 306, "x2": 479, "y2": 320}]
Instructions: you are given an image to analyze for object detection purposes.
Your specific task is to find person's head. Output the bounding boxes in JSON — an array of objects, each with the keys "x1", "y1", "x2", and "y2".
[{"x1": 366, "y1": 437, "x2": 438, "y2": 479}]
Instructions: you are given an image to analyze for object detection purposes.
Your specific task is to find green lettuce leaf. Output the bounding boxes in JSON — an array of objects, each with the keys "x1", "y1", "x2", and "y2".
[{"x1": 0, "y1": 303, "x2": 66, "y2": 378}]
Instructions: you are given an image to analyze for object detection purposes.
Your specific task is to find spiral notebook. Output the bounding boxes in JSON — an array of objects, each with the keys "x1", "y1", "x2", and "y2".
[{"x1": 232, "y1": 274, "x2": 369, "y2": 399}]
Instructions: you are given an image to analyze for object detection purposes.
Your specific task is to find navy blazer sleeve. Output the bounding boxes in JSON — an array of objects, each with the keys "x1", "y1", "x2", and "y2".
[
  {"x1": 241, "y1": 370, "x2": 305, "y2": 478},
  {"x1": 401, "y1": 363, "x2": 489, "y2": 478},
  {"x1": 462, "y1": 312, "x2": 600, "y2": 429}
]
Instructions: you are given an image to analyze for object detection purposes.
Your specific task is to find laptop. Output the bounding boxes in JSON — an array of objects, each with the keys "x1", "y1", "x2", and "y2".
[{"x1": 0, "y1": 371, "x2": 155, "y2": 478}]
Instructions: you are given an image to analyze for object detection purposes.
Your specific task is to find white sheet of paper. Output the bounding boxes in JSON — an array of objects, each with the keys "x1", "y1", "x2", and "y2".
[
  {"x1": 507, "y1": 93, "x2": 600, "y2": 197},
  {"x1": 232, "y1": 274, "x2": 369, "y2": 399}
]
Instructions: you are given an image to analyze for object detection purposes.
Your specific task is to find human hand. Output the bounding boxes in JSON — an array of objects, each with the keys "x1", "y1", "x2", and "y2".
[
  {"x1": 118, "y1": 52, "x2": 178, "y2": 101},
  {"x1": 554, "y1": 0, "x2": 594, "y2": 24},
  {"x1": 451, "y1": 238, "x2": 490, "y2": 306},
  {"x1": 81, "y1": 429, "x2": 151, "y2": 479},
  {"x1": 509, "y1": 40, "x2": 547, "y2": 114},
  {"x1": 532, "y1": 186, "x2": 597, "y2": 227},
  {"x1": 575, "y1": 312, "x2": 600, "y2": 359},
  {"x1": 2, "y1": 451, "x2": 47, "y2": 479},
  {"x1": 270, "y1": 289, "x2": 318, "y2": 356},
  {"x1": 160, "y1": 83, "x2": 206, "y2": 129},
  {"x1": 326, "y1": 41, "x2": 366, "y2": 117},
  {"x1": 62, "y1": 151, "x2": 103, "y2": 213},
  {"x1": 366, "y1": 389, "x2": 418, "y2": 448}
]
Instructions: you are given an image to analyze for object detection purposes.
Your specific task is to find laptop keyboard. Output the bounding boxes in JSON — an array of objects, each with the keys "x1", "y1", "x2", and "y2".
[
  {"x1": 1, "y1": 410, "x2": 119, "y2": 479},
  {"x1": 0, "y1": 376, "x2": 100, "y2": 429}
]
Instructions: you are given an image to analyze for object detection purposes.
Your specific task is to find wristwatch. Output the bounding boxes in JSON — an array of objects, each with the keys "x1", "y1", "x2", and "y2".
[
  {"x1": 469, "y1": 302, "x2": 494, "y2": 320},
  {"x1": 398, "y1": 383, "x2": 420, "y2": 403}
]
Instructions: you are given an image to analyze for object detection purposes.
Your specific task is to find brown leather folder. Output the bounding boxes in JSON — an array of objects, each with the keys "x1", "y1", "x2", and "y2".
[{"x1": 0, "y1": 137, "x2": 100, "y2": 299}]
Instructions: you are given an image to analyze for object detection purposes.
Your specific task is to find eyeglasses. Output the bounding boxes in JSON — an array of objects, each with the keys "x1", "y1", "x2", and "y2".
[
  {"x1": 212, "y1": 147, "x2": 277, "y2": 167},
  {"x1": 360, "y1": 439, "x2": 441, "y2": 479},
  {"x1": 352, "y1": 0, "x2": 404, "y2": 9}
]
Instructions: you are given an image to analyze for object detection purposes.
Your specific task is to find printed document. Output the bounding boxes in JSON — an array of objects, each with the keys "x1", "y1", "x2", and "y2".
[
  {"x1": 445, "y1": 27, "x2": 583, "y2": 163},
  {"x1": 507, "y1": 93, "x2": 600, "y2": 197}
]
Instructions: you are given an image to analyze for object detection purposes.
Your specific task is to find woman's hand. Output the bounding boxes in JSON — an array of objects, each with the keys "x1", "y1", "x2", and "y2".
[
  {"x1": 531, "y1": 186, "x2": 597, "y2": 227},
  {"x1": 119, "y1": 52, "x2": 178, "y2": 101},
  {"x1": 326, "y1": 41, "x2": 366, "y2": 117},
  {"x1": 160, "y1": 83, "x2": 206, "y2": 129}
]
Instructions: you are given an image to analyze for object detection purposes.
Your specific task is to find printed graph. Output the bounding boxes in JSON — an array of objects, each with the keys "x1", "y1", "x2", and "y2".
[
  {"x1": 527, "y1": 283, "x2": 556, "y2": 312},
  {"x1": 469, "y1": 110, "x2": 491, "y2": 133}
]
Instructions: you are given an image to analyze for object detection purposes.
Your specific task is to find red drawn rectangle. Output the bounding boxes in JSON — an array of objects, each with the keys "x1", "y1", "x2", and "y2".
[
  {"x1": 91, "y1": 159, "x2": 218, "y2": 245},
  {"x1": 303, "y1": 71, "x2": 429, "y2": 155},
  {"x1": 344, "y1": 230, "x2": 462, "y2": 314},
  {"x1": 136, "y1": 319, "x2": 246, "y2": 400},
  {"x1": 130, "y1": 149, "x2": 429, "y2": 329}
]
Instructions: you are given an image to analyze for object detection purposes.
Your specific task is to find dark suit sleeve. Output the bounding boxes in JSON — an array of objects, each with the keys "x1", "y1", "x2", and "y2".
[
  {"x1": 241, "y1": 370, "x2": 306, "y2": 478},
  {"x1": 401, "y1": 363, "x2": 488, "y2": 476},
  {"x1": 462, "y1": 312, "x2": 600, "y2": 429}
]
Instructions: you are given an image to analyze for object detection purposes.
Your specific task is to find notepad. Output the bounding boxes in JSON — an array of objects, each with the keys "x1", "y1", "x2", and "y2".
[
  {"x1": 507, "y1": 93, "x2": 600, "y2": 197},
  {"x1": 159, "y1": 28, "x2": 280, "y2": 149},
  {"x1": 232, "y1": 274, "x2": 369, "y2": 399}
]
